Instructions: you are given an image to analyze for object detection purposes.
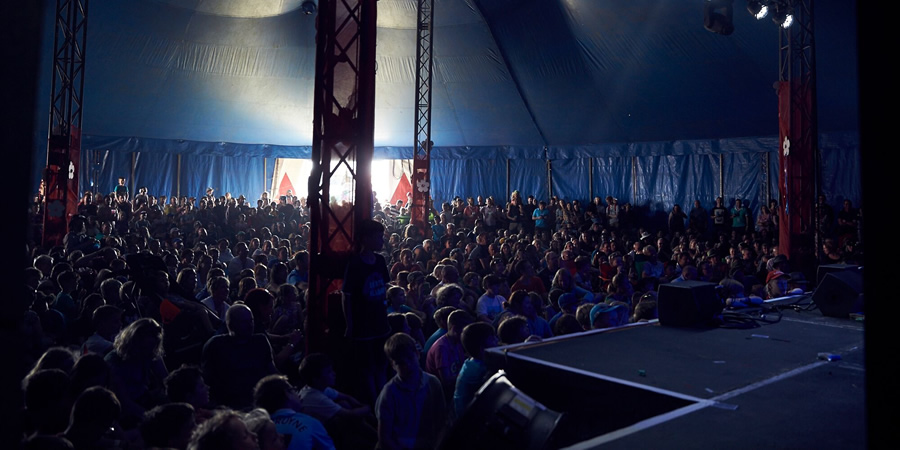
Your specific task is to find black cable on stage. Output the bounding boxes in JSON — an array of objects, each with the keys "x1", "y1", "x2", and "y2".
[{"x1": 718, "y1": 304, "x2": 784, "y2": 329}]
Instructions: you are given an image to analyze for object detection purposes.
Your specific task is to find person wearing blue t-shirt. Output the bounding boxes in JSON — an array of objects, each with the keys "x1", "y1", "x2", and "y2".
[{"x1": 453, "y1": 322, "x2": 499, "y2": 417}]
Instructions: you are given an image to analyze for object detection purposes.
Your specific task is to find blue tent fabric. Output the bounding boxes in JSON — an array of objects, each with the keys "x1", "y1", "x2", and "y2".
[
  {"x1": 511, "y1": 158, "x2": 550, "y2": 201},
  {"x1": 431, "y1": 158, "x2": 507, "y2": 205},
  {"x1": 31, "y1": 0, "x2": 861, "y2": 211},
  {"x1": 550, "y1": 158, "x2": 590, "y2": 203},
  {"x1": 592, "y1": 156, "x2": 634, "y2": 205}
]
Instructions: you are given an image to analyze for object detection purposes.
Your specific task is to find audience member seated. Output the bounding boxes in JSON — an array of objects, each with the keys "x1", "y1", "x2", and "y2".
[
  {"x1": 165, "y1": 365, "x2": 214, "y2": 423},
  {"x1": 453, "y1": 322, "x2": 498, "y2": 417},
  {"x1": 297, "y1": 353, "x2": 377, "y2": 449},
  {"x1": 18, "y1": 183, "x2": 862, "y2": 448},
  {"x1": 104, "y1": 318, "x2": 169, "y2": 428},
  {"x1": 141, "y1": 402, "x2": 197, "y2": 450},
  {"x1": 187, "y1": 409, "x2": 260, "y2": 450},
  {"x1": 426, "y1": 309, "x2": 475, "y2": 403},
  {"x1": 253, "y1": 374, "x2": 335, "y2": 450},
  {"x1": 63, "y1": 386, "x2": 125, "y2": 450},
  {"x1": 201, "y1": 304, "x2": 277, "y2": 410}
]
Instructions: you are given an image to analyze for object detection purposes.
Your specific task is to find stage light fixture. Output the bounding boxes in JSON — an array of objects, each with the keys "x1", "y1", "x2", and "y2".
[
  {"x1": 704, "y1": 0, "x2": 735, "y2": 36},
  {"x1": 771, "y1": 2, "x2": 793, "y2": 29},
  {"x1": 782, "y1": 13, "x2": 794, "y2": 28},
  {"x1": 747, "y1": 1, "x2": 768, "y2": 20},
  {"x1": 301, "y1": 0, "x2": 318, "y2": 15}
]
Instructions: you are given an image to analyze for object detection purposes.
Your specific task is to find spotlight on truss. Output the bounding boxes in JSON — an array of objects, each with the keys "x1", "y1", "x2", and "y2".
[
  {"x1": 747, "y1": 0, "x2": 768, "y2": 20},
  {"x1": 704, "y1": 0, "x2": 735, "y2": 36}
]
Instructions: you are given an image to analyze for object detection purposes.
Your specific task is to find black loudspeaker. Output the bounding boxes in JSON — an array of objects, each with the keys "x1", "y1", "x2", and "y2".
[
  {"x1": 816, "y1": 264, "x2": 862, "y2": 285},
  {"x1": 657, "y1": 281, "x2": 722, "y2": 327},
  {"x1": 441, "y1": 371, "x2": 561, "y2": 450},
  {"x1": 813, "y1": 270, "x2": 864, "y2": 318}
]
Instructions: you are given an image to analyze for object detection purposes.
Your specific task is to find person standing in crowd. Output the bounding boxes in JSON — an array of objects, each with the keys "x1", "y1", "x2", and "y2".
[
  {"x1": 689, "y1": 200, "x2": 708, "y2": 236},
  {"x1": 731, "y1": 198, "x2": 750, "y2": 236},
  {"x1": 710, "y1": 197, "x2": 729, "y2": 237},
  {"x1": 342, "y1": 220, "x2": 392, "y2": 407}
]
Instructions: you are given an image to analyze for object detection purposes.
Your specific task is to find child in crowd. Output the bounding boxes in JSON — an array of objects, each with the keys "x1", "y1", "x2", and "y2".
[
  {"x1": 453, "y1": 322, "x2": 498, "y2": 417},
  {"x1": 386, "y1": 286, "x2": 426, "y2": 323},
  {"x1": 387, "y1": 312, "x2": 411, "y2": 337},
  {"x1": 497, "y1": 315, "x2": 531, "y2": 345},
  {"x1": 426, "y1": 309, "x2": 475, "y2": 402},
  {"x1": 476, "y1": 275, "x2": 505, "y2": 323},
  {"x1": 82, "y1": 305, "x2": 122, "y2": 357},
  {"x1": 423, "y1": 306, "x2": 456, "y2": 361},
  {"x1": 376, "y1": 333, "x2": 446, "y2": 450},
  {"x1": 404, "y1": 312, "x2": 427, "y2": 351},
  {"x1": 271, "y1": 283, "x2": 304, "y2": 334},
  {"x1": 589, "y1": 302, "x2": 629, "y2": 329}
]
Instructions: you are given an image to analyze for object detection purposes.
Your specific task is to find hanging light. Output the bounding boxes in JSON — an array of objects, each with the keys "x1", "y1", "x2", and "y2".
[
  {"x1": 781, "y1": 13, "x2": 794, "y2": 28},
  {"x1": 747, "y1": 1, "x2": 768, "y2": 20},
  {"x1": 771, "y1": 2, "x2": 793, "y2": 29},
  {"x1": 301, "y1": 0, "x2": 317, "y2": 15},
  {"x1": 704, "y1": 0, "x2": 735, "y2": 36}
]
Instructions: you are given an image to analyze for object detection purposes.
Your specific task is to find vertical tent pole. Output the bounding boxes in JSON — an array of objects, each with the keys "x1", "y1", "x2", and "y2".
[
  {"x1": 631, "y1": 156, "x2": 637, "y2": 205},
  {"x1": 719, "y1": 154, "x2": 725, "y2": 199},
  {"x1": 547, "y1": 159, "x2": 553, "y2": 199},
  {"x1": 506, "y1": 159, "x2": 510, "y2": 200},
  {"x1": 544, "y1": 146, "x2": 552, "y2": 199},
  {"x1": 589, "y1": 157, "x2": 593, "y2": 201},
  {"x1": 131, "y1": 152, "x2": 136, "y2": 196},
  {"x1": 176, "y1": 154, "x2": 181, "y2": 198}
]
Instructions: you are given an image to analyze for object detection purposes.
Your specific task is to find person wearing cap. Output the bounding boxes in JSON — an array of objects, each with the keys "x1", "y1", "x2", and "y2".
[
  {"x1": 767, "y1": 254, "x2": 788, "y2": 273},
  {"x1": 548, "y1": 292, "x2": 583, "y2": 330},
  {"x1": 590, "y1": 302, "x2": 628, "y2": 329},
  {"x1": 765, "y1": 270, "x2": 791, "y2": 299}
]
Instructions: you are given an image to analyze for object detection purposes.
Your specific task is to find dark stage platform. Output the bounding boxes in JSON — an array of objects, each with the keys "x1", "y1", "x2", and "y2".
[{"x1": 484, "y1": 306, "x2": 866, "y2": 449}]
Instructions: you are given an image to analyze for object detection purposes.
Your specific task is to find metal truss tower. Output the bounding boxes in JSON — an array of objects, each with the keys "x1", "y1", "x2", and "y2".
[
  {"x1": 43, "y1": 0, "x2": 90, "y2": 247},
  {"x1": 775, "y1": 0, "x2": 818, "y2": 265},
  {"x1": 306, "y1": 0, "x2": 378, "y2": 352},
  {"x1": 410, "y1": 0, "x2": 436, "y2": 232}
]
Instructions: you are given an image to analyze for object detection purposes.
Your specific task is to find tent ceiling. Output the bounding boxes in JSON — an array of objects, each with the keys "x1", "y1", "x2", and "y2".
[
  {"x1": 156, "y1": 0, "x2": 306, "y2": 18},
  {"x1": 35, "y1": 0, "x2": 858, "y2": 153}
]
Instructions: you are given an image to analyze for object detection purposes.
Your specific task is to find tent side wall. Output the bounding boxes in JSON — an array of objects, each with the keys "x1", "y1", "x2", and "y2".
[{"x1": 68, "y1": 132, "x2": 861, "y2": 221}]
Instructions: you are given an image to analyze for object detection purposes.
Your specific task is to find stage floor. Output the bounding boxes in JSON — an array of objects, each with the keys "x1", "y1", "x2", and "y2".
[{"x1": 485, "y1": 307, "x2": 866, "y2": 449}]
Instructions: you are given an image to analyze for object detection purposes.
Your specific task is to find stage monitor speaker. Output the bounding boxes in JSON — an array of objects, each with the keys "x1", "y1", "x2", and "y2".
[
  {"x1": 813, "y1": 270, "x2": 864, "y2": 318},
  {"x1": 657, "y1": 281, "x2": 722, "y2": 327},
  {"x1": 441, "y1": 371, "x2": 561, "y2": 450},
  {"x1": 816, "y1": 264, "x2": 863, "y2": 285}
]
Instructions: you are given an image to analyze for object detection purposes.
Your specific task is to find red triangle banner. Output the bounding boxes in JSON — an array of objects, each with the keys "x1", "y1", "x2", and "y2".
[
  {"x1": 390, "y1": 172, "x2": 412, "y2": 206},
  {"x1": 278, "y1": 173, "x2": 295, "y2": 197}
]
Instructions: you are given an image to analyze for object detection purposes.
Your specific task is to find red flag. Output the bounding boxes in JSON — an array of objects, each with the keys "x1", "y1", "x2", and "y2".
[
  {"x1": 390, "y1": 172, "x2": 412, "y2": 206},
  {"x1": 278, "y1": 172, "x2": 295, "y2": 197}
]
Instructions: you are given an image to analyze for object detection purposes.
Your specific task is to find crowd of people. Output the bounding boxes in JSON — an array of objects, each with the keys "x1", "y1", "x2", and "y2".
[{"x1": 14, "y1": 181, "x2": 863, "y2": 449}]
